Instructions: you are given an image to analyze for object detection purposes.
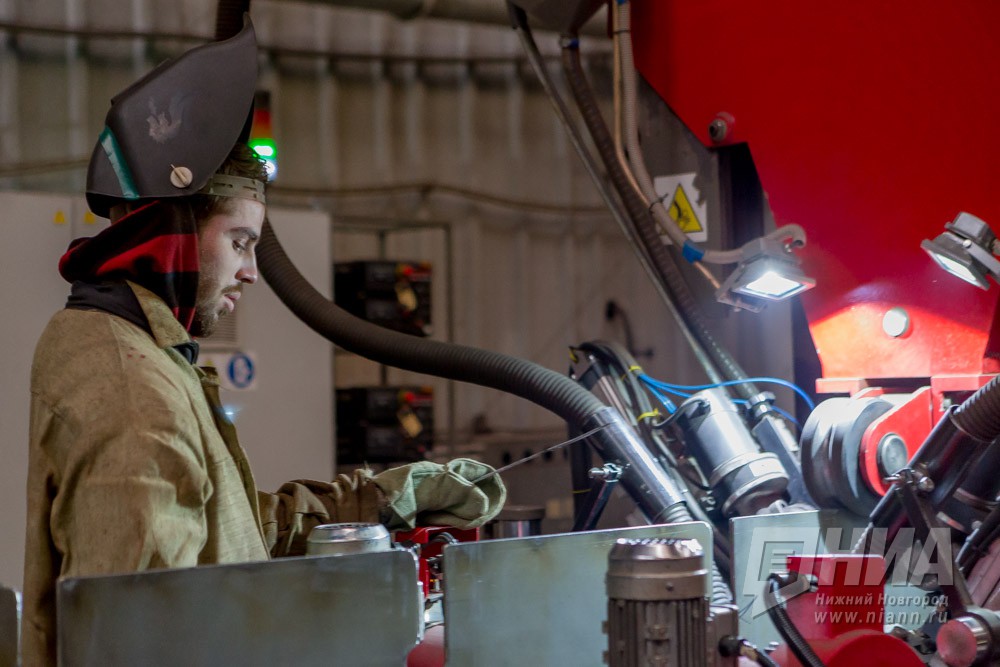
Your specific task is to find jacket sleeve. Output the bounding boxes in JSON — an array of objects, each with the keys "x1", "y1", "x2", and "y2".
[{"x1": 258, "y1": 470, "x2": 386, "y2": 558}]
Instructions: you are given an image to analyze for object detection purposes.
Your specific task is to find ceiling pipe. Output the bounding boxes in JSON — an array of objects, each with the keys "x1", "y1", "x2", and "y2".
[{"x1": 271, "y1": 0, "x2": 608, "y2": 37}]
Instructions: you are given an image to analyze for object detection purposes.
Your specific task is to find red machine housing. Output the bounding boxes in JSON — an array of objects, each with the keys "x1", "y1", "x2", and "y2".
[
  {"x1": 630, "y1": 0, "x2": 1000, "y2": 383},
  {"x1": 768, "y1": 555, "x2": 923, "y2": 667},
  {"x1": 399, "y1": 526, "x2": 479, "y2": 667},
  {"x1": 394, "y1": 525, "x2": 480, "y2": 597}
]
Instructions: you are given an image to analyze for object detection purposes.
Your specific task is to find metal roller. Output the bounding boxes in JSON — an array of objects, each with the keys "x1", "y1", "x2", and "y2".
[{"x1": 800, "y1": 396, "x2": 893, "y2": 517}]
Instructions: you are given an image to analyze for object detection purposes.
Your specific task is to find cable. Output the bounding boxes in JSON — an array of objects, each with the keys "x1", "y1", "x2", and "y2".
[
  {"x1": 507, "y1": 2, "x2": 728, "y2": 386},
  {"x1": 719, "y1": 636, "x2": 780, "y2": 667},
  {"x1": 769, "y1": 405, "x2": 801, "y2": 430},
  {"x1": 639, "y1": 374, "x2": 815, "y2": 411},
  {"x1": 764, "y1": 574, "x2": 827, "y2": 667},
  {"x1": 745, "y1": 644, "x2": 781, "y2": 667},
  {"x1": 642, "y1": 382, "x2": 693, "y2": 400},
  {"x1": 570, "y1": 340, "x2": 733, "y2": 603}
]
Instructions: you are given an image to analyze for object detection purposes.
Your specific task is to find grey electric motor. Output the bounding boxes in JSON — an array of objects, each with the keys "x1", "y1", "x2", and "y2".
[{"x1": 604, "y1": 538, "x2": 737, "y2": 667}]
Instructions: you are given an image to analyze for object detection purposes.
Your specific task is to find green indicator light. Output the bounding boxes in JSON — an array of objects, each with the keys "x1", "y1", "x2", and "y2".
[
  {"x1": 249, "y1": 138, "x2": 278, "y2": 181},
  {"x1": 250, "y1": 138, "x2": 276, "y2": 159}
]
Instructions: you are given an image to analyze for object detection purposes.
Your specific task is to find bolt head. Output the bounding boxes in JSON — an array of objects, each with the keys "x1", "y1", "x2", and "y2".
[
  {"x1": 708, "y1": 118, "x2": 729, "y2": 142},
  {"x1": 877, "y1": 434, "x2": 909, "y2": 478},
  {"x1": 170, "y1": 165, "x2": 194, "y2": 188}
]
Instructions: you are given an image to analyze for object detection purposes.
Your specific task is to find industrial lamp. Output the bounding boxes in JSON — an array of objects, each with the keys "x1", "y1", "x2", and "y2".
[
  {"x1": 716, "y1": 228, "x2": 815, "y2": 312},
  {"x1": 921, "y1": 212, "x2": 1000, "y2": 290}
]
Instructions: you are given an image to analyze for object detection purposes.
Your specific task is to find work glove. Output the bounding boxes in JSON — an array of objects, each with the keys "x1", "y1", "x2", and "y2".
[{"x1": 371, "y1": 458, "x2": 506, "y2": 531}]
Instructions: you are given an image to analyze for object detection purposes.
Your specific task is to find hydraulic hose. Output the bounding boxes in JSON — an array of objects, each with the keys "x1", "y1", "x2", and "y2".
[
  {"x1": 764, "y1": 574, "x2": 827, "y2": 667},
  {"x1": 953, "y1": 374, "x2": 1000, "y2": 442},
  {"x1": 258, "y1": 221, "x2": 605, "y2": 425},
  {"x1": 660, "y1": 500, "x2": 733, "y2": 605}
]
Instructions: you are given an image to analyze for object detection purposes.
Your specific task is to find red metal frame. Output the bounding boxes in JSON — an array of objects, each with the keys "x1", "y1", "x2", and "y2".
[
  {"x1": 393, "y1": 525, "x2": 480, "y2": 597},
  {"x1": 630, "y1": 1, "x2": 1000, "y2": 381},
  {"x1": 856, "y1": 387, "x2": 932, "y2": 496}
]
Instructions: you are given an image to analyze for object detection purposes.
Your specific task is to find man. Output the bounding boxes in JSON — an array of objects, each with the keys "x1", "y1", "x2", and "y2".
[{"x1": 23, "y1": 19, "x2": 504, "y2": 666}]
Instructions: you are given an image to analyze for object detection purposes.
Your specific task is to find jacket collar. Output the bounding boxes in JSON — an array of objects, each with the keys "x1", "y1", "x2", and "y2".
[{"x1": 127, "y1": 281, "x2": 200, "y2": 363}]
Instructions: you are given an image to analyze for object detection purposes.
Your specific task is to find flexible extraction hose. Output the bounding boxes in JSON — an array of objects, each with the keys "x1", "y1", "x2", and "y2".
[
  {"x1": 258, "y1": 222, "x2": 607, "y2": 424},
  {"x1": 221, "y1": 0, "x2": 722, "y2": 604},
  {"x1": 765, "y1": 574, "x2": 827, "y2": 667},
  {"x1": 953, "y1": 374, "x2": 1000, "y2": 441}
]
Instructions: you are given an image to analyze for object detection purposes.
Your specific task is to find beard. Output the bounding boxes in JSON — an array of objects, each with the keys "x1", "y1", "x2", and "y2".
[{"x1": 190, "y1": 273, "x2": 240, "y2": 338}]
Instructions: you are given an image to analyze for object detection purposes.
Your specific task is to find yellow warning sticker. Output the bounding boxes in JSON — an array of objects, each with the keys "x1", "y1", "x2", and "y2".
[
  {"x1": 54, "y1": 211, "x2": 67, "y2": 225},
  {"x1": 84, "y1": 211, "x2": 97, "y2": 225},
  {"x1": 668, "y1": 184, "x2": 704, "y2": 234},
  {"x1": 652, "y1": 173, "x2": 708, "y2": 242}
]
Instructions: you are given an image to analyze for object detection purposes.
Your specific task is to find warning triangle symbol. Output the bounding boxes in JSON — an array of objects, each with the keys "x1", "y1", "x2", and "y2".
[{"x1": 668, "y1": 184, "x2": 703, "y2": 234}]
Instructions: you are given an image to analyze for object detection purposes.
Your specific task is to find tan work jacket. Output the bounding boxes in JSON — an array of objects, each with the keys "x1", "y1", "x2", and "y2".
[{"x1": 23, "y1": 282, "x2": 382, "y2": 666}]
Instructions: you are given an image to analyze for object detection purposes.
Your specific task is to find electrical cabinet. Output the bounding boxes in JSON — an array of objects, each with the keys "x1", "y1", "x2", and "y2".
[{"x1": 336, "y1": 386, "x2": 434, "y2": 463}]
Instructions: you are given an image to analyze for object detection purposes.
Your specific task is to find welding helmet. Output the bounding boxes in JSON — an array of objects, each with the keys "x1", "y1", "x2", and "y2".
[{"x1": 86, "y1": 16, "x2": 259, "y2": 218}]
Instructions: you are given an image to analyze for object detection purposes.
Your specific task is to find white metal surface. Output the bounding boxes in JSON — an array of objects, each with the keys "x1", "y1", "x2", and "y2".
[
  {"x1": 0, "y1": 193, "x2": 75, "y2": 591},
  {"x1": 443, "y1": 521, "x2": 713, "y2": 666},
  {"x1": 57, "y1": 550, "x2": 422, "y2": 666}
]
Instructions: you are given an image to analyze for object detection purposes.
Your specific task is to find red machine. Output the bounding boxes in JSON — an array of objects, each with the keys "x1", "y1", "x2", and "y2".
[
  {"x1": 623, "y1": 2, "x2": 1000, "y2": 665},
  {"x1": 631, "y1": 1, "x2": 1000, "y2": 381},
  {"x1": 627, "y1": 0, "x2": 1000, "y2": 519},
  {"x1": 398, "y1": 526, "x2": 479, "y2": 667},
  {"x1": 767, "y1": 555, "x2": 923, "y2": 667}
]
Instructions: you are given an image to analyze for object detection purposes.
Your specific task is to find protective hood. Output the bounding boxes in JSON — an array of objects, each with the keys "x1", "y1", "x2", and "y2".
[{"x1": 86, "y1": 16, "x2": 258, "y2": 218}]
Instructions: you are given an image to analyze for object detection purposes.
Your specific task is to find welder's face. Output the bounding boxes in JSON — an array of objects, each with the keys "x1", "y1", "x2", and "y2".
[{"x1": 192, "y1": 199, "x2": 266, "y2": 337}]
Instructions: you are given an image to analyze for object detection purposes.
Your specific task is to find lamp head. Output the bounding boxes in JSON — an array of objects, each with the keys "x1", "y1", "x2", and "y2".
[
  {"x1": 921, "y1": 212, "x2": 1000, "y2": 290},
  {"x1": 716, "y1": 227, "x2": 815, "y2": 312}
]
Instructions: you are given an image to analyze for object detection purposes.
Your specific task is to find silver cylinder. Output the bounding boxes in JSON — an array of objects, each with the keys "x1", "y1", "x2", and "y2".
[
  {"x1": 485, "y1": 505, "x2": 545, "y2": 539},
  {"x1": 676, "y1": 389, "x2": 788, "y2": 516},
  {"x1": 605, "y1": 538, "x2": 708, "y2": 667},
  {"x1": 306, "y1": 523, "x2": 391, "y2": 556},
  {"x1": 582, "y1": 407, "x2": 686, "y2": 523}
]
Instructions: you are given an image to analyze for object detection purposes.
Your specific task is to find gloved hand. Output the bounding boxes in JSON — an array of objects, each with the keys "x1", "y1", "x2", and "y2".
[{"x1": 371, "y1": 458, "x2": 506, "y2": 531}]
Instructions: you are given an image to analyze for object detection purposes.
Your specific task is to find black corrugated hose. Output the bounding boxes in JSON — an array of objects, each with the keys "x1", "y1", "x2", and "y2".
[
  {"x1": 559, "y1": 34, "x2": 810, "y2": 504},
  {"x1": 220, "y1": 0, "x2": 604, "y2": 425},
  {"x1": 764, "y1": 574, "x2": 827, "y2": 667},
  {"x1": 256, "y1": 221, "x2": 608, "y2": 425},
  {"x1": 953, "y1": 374, "x2": 1000, "y2": 442},
  {"x1": 559, "y1": 40, "x2": 762, "y2": 404}
]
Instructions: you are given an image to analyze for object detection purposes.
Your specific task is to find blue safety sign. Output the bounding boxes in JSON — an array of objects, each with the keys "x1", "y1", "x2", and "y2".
[{"x1": 226, "y1": 352, "x2": 256, "y2": 390}]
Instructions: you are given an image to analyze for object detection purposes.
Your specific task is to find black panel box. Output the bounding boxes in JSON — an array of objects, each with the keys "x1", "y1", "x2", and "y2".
[
  {"x1": 336, "y1": 386, "x2": 434, "y2": 464},
  {"x1": 334, "y1": 260, "x2": 432, "y2": 337}
]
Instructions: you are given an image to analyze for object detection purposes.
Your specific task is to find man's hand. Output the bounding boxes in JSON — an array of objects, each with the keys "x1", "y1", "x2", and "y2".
[{"x1": 372, "y1": 458, "x2": 506, "y2": 531}]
